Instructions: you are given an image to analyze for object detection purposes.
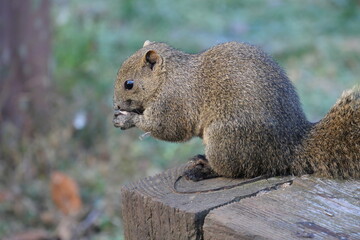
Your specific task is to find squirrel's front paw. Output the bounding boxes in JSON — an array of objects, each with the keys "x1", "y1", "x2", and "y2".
[
  {"x1": 113, "y1": 110, "x2": 137, "y2": 130},
  {"x1": 183, "y1": 155, "x2": 219, "y2": 181}
]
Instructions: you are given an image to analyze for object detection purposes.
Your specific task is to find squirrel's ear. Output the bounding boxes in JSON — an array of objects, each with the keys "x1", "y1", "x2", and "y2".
[
  {"x1": 143, "y1": 40, "x2": 154, "y2": 47},
  {"x1": 144, "y1": 50, "x2": 162, "y2": 70}
]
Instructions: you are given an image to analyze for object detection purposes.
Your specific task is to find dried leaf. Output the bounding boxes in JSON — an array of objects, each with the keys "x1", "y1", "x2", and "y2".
[{"x1": 50, "y1": 171, "x2": 82, "y2": 216}]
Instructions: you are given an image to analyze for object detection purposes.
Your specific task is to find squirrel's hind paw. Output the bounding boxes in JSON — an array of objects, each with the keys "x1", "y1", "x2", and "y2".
[{"x1": 183, "y1": 155, "x2": 219, "y2": 181}]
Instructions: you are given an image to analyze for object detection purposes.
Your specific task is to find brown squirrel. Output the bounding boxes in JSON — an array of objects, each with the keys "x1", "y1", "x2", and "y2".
[{"x1": 113, "y1": 40, "x2": 360, "y2": 180}]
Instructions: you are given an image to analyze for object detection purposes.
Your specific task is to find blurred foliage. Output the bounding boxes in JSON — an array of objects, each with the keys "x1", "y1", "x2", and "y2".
[{"x1": 1, "y1": 0, "x2": 359, "y2": 239}]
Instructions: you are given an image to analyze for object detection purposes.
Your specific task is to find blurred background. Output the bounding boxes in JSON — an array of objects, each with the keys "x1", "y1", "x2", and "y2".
[{"x1": 0, "y1": 0, "x2": 359, "y2": 239}]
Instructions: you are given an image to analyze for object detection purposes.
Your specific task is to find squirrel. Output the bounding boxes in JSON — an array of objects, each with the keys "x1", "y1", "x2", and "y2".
[{"x1": 113, "y1": 40, "x2": 360, "y2": 180}]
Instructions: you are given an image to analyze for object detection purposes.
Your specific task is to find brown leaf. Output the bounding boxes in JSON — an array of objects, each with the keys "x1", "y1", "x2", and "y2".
[{"x1": 50, "y1": 171, "x2": 83, "y2": 216}]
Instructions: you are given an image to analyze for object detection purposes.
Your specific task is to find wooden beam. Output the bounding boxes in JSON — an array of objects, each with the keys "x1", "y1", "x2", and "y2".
[
  {"x1": 203, "y1": 176, "x2": 360, "y2": 240},
  {"x1": 121, "y1": 164, "x2": 293, "y2": 240}
]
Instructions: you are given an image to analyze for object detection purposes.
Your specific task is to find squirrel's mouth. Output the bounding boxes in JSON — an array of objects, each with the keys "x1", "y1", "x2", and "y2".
[{"x1": 114, "y1": 108, "x2": 144, "y2": 117}]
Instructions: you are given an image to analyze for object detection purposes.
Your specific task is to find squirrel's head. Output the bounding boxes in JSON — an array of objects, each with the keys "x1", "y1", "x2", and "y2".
[{"x1": 113, "y1": 40, "x2": 167, "y2": 114}]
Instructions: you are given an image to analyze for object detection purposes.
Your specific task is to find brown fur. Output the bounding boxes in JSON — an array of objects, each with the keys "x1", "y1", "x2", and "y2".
[
  {"x1": 113, "y1": 41, "x2": 360, "y2": 179},
  {"x1": 291, "y1": 88, "x2": 360, "y2": 178}
]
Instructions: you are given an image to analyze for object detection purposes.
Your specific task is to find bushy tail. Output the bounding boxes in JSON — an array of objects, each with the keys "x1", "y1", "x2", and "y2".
[{"x1": 291, "y1": 87, "x2": 360, "y2": 179}]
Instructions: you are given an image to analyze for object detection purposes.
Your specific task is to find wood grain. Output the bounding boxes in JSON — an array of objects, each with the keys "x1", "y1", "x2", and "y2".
[
  {"x1": 203, "y1": 176, "x2": 360, "y2": 240},
  {"x1": 121, "y1": 164, "x2": 293, "y2": 240}
]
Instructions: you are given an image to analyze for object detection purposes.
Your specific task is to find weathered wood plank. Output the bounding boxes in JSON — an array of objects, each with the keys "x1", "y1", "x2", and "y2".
[
  {"x1": 121, "y1": 164, "x2": 293, "y2": 240},
  {"x1": 203, "y1": 176, "x2": 360, "y2": 240}
]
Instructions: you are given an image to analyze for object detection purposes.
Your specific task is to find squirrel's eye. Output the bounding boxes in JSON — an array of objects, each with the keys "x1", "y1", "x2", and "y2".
[{"x1": 124, "y1": 80, "x2": 134, "y2": 90}]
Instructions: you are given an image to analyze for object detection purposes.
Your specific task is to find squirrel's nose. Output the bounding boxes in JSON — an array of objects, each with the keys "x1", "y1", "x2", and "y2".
[
  {"x1": 113, "y1": 103, "x2": 122, "y2": 115},
  {"x1": 113, "y1": 103, "x2": 120, "y2": 110}
]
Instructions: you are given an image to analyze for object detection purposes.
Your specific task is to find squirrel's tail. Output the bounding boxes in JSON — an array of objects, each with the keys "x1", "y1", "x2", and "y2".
[{"x1": 291, "y1": 87, "x2": 360, "y2": 179}]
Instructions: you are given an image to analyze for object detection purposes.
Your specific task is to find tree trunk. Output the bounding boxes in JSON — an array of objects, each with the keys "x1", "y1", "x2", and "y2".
[{"x1": 0, "y1": 0, "x2": 52, "y2": 137}]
